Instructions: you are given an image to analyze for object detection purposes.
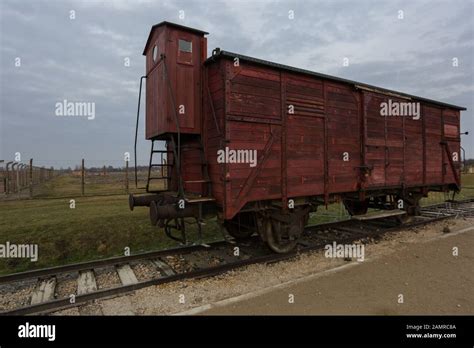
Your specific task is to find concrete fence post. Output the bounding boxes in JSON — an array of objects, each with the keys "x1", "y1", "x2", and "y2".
[
  {"x1": 16, "y1": 164, "x2": 20, "y2": 196},
  {"x1": 125, "y1": 160, "x2": 129, "y2": 194},
  {"x1": 29, "y1": 159, "x2": 33, "y2": 198},
  {"x1": 81, "y1": 159, "x2": 85, "y2": 196}
]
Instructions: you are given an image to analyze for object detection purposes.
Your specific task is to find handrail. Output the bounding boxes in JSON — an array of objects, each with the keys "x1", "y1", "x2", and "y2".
[
  {"x1": 133, "y1": 57, "x2": 165, "y2": 188},
  {"x1": 134, "y1": 75, "x2": 147, "y2": 188}
]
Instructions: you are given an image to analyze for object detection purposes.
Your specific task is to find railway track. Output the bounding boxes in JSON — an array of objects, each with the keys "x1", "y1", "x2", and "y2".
[
  {"x1": 1, "y1": 199, "x2": 473, "y2": 315},
  {"x1": 420, "y1": 199, "x2": 474, "y2": 218}
]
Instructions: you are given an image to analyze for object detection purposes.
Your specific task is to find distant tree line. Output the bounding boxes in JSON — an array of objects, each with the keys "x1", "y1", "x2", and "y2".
[
  {"x1": 465, "y1": 158, "x2": 474, "y2": 166},
  {"x1": 56, "y1": 165, "x2": 151, "y2": 173}
]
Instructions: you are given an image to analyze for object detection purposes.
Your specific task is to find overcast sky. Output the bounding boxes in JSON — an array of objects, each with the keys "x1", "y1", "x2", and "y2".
[{"x1": 0, "y1": 0, "x2": 473, "y2": 169}]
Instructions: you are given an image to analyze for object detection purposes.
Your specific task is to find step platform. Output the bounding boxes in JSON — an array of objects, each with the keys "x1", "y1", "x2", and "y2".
[
  {"x1": 151, "y1": 191, "x2": 215, "y2": 204},
  {"x1": 351, "y1": 209, "x2": 406, "y2": 221},
  {"x1": 185, "y1": 196, "x2": 216, "y2": 204}
]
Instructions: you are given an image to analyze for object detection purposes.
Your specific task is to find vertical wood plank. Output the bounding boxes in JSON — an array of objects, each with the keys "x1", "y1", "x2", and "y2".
[
  {"x1": 323, "y1": 80, "x2": 328, "y2": 205},
  {"x1": 280, "y1": 71, "x2": 287, "y2": 208}
]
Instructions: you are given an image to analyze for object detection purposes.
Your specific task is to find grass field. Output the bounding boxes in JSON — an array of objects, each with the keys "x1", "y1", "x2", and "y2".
[
  {"x1": 1, "y1": 173, "x2": 473, "y2": 275},
  {"x1": 420, "y1": 173, "x2": 474, "y2": 205},
  {"x1": 0, "y1": 195, "x2": 222, "y2": 275},
  {"x1": 32, "y1": 171, "x2": 152, "y2": 198}
]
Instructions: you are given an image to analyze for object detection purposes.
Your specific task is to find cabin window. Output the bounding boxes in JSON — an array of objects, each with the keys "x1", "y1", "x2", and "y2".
[
  {"x1": 179, "y1": 39, "x2": 192, "y2": 53},
  {"x1": 152, "y1": 45, "x2": 158, "y2": 62}
]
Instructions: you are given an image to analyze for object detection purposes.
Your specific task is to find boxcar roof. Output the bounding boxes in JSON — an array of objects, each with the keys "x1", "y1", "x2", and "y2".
[
  {"x1": 143, "y1": 21, "x2": 209, "y2": 55},
  {"x1": 205, "y1": 49, "x2": 466, "y2": 111}
]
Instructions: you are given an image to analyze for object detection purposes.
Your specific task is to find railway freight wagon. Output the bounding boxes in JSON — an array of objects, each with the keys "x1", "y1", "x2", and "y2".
[{"x1": 130, "y1": 21, "x2": 465, "y2": 253}]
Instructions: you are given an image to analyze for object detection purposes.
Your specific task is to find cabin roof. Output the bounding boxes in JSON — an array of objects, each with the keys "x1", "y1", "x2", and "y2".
[{"x1": 143, "y1": 21, "x2": 208, "y2": 55}]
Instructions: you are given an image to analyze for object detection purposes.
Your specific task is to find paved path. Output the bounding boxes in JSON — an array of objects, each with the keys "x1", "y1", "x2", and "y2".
[{"x1": 202, "y1": 228, "x2": 474, "y2": 315}]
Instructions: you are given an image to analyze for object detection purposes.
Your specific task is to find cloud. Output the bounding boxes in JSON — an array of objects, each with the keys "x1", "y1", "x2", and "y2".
[{"x1": 0, "y1": 0, "x2": 473, "y2": 169}]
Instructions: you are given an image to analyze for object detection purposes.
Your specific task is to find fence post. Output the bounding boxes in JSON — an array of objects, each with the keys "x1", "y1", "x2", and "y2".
[
  {"x1": 22, "y1": 165, "x2": 26, "y2": 190},
  {"x1": 5, "y1": 162, "x2": 11, "y2": 195},
  {"x1": 125, "y1": 160, "x2": 129, "y2": 194},
  {"x1": 22, "y1": 165, "x2": 25, "y2": 188},
  {"x1": 29, "y1": 159, "x2": 33, "y2": 198},
  {"x1": 16, "y1": 164, "x2": 20, "y2": 197},
  {"x1": 81, "y1": 159, "x2": 85, "y2": 196}
]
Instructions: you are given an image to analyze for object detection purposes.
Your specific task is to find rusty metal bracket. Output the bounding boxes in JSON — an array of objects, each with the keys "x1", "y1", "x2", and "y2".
[{"x1": 440, "y1": 140, "x2": 461, "y2": 189}]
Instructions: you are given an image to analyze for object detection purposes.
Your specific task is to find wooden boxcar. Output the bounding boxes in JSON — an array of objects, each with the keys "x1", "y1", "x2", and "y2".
[{"x1": 131, "y1": 21, "x2": 465, "y2": 252}]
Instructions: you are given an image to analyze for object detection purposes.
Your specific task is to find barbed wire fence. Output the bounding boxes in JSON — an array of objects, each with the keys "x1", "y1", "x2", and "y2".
[
  {"x1": 0, "y1": 159, "x2": 57, "y2": 198},
  {"x1": 0, "y1": 158, "x2": 157, "y2": 200}
]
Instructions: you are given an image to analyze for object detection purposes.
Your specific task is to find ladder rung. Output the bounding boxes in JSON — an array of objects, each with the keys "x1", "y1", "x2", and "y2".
[
  {"x1": 149, "y1": 177, "x2": 172, "y2": 180},
  {"x1": 184, "y1": 180, "x2": 211, "y2": 184}
]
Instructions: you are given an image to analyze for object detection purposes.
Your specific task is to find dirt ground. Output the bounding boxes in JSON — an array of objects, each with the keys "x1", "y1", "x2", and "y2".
[{"x1": 53, "y1": 217, "x2": 474, "y2": 316}]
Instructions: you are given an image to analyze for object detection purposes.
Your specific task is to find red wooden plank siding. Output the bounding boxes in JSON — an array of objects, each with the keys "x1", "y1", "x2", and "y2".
[
  {"x1": 442, "y1": 109, "x2": 461, "y2": 185},
  {"x1": 385, "y1": 105, "x2": 404, "y2": 186},
  {"x1": 145, "y1": 26, "x2": 166, "y2": 139},
  {"x1": 364, "y1": 92, "x2": 386, "y2": 187},
  {"x1": 203, "y1": 61, "x2": 225, "y2": 206},
  {"x1": 286, "y1": 74, "x2": 325, "y2": 197},
  {"x1": 223, "y1": 61, "x2": 282, "y2": 218},
  {"x1": 424, "y1": 106, "x2": 443, "y2": 184},
  {"x1": 404, "y1": 106, "x2": 423, "y2": 186},
  {"x1": 280, "y1": 72, "x2": 288, "y2": 208},
  {"x1": 144, "y1": 25, "x2": 205, "y2": 139},
  {"x1": 326, "y1": 83, "x2": 360, "y2": 193},
  {"x1": 205, "y1": 58, "x2": 462, "y2": 220}
]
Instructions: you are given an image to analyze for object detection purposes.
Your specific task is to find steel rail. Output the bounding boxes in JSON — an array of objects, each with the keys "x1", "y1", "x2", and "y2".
[{"x1": 0, "y1": 240, "x2": 229, "y2": 284}]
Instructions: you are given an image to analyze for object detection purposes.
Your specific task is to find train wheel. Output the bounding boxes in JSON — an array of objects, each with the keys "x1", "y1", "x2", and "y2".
[
  {"x1": 343, "y1": 199, "x2": 369, "y2": 216},
  {"x1": 398, "y1": 193, "x2": 422, "y2": 216},
  {"x1": 263, "y1": 210, "x2": 308, "y2": 253},
  {"x1": 224, "y1": 212, "x2": 257, "y2": 239}
]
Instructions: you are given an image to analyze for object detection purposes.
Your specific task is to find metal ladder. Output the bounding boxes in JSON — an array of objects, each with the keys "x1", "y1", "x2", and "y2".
[{"x1": 145, "y1": 140, "x2": 174, "y2": 193}]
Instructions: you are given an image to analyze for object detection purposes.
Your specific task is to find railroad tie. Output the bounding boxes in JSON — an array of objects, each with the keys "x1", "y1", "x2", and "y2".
[
  {"x1": 30, "y1": 277, "x2": 56, "y2": 305},
  {"x1": 116, "y1": 264, "x2": 138, "y2": 285},
  {"x1": 150, "y1": 259, "x2": 176, "y2": 277},
  {"x1": 77, "y1": 270, "x2": 98, "y2": 295}
]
